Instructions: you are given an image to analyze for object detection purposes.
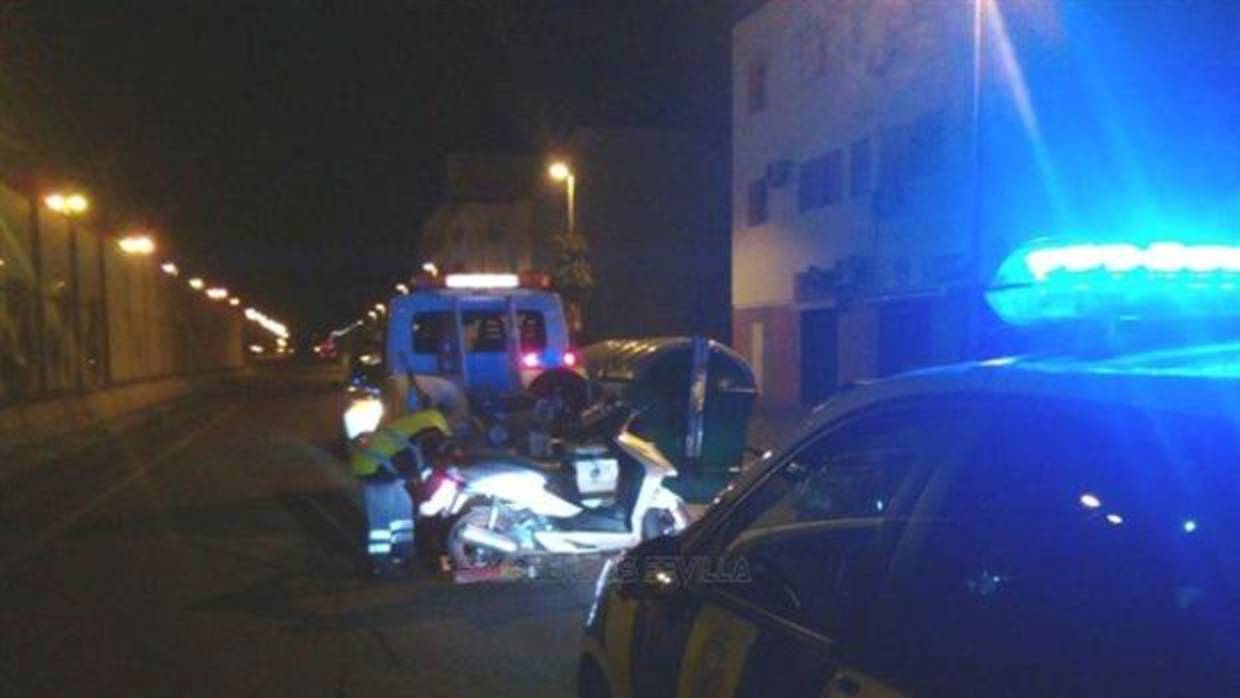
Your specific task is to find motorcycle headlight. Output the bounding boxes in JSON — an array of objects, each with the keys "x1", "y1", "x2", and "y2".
[{"x1": 343, "y1": 398, "x2": 384, "y2": 440}]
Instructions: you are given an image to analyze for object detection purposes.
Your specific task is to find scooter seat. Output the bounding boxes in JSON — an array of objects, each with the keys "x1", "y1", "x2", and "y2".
[{"x1": 463, "y1": 451, "x2": 560, "y2": 473}]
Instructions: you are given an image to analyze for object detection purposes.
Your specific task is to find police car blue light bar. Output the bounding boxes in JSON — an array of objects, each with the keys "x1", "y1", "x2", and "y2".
[{"x1": 987, "y1": 238, "x2": 1240, "y2": 326}]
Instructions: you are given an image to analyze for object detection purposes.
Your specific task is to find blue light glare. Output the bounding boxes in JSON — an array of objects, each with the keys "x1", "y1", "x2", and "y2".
[
  {"x1": 1025, "y1": 242, "x2": 1240, "y2": 280},
  {"x1": 1183, "y1": 519, "x2": 1198, "y2": 534},
  {"x1": 987, "y1": 238, "x2": 1240, "y2": 326}
]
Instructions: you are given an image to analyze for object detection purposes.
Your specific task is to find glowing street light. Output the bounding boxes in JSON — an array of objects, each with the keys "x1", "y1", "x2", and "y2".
[
  {"x1": 547, "y1": 160, "x2": 575, "y2": 234},
  {"x1": 367, "y1": 310, "x2": 378, "y2": 321},
  {"x1": 44, "y1": 192, "x2": 89, "y2": 215},
  {"x1": 395, "y1": 282, "x2": 410, "y2": 294},
  {"x1": 206, "y1": 287, "x2": 228, "y2": 300},
  {"x1": 374, "y1": 303, "x2": 385, "y2": 314},
  {"x1": 44, "y1": 190, "x2": 94, "y2": 388},
  {"x1": 188, "y1": 277, "x2": 205, "y2": 291},
  {"x1": 117, "y1": 235, "x2": 156, "y2": 256},
  {"x1": 421, "y1": 261, "x2": 439, "y2": 277},
  {"x1": 547, "y1": 161, "x2": 572, "y2": 182},
  {"x1": 228, "y1": 297, "x2": 241, "y2": 307},
  {"x1": 161, "y1": 262, "x2": 179, "y2": 276}
]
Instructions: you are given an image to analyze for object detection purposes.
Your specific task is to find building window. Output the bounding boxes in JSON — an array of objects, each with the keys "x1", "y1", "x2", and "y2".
[
  {"x1": 797, "y1": 24, "x2": 828, "y2": 83},
  {"x1": 748, "y1": 177, "x2": 769, "y2": 226},
  {"x1": 748, "y1": 60, "x2": 768, "y2": 114},
  {"x1": 876, "y1": 110, "x2": 944, "y2": 194},
  {"x1": 908, "y1": 109, "x2": 945, "y2": 178},
  {"x1": 798, "y1": 150, "x2": 843, "y2": 213},
  {"x1": 850, "y1": 137, "x2": 872, "y2": 198}
]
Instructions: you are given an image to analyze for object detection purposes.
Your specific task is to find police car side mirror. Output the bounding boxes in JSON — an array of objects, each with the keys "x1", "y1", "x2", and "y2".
[{"x1": 616, "y1": 535, "x2": 688, "y2": 602}]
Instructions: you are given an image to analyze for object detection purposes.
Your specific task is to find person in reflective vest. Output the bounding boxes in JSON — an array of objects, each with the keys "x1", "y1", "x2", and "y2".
[{"x1": 350, "y1": 407, "x2": 449, "y2": 576}]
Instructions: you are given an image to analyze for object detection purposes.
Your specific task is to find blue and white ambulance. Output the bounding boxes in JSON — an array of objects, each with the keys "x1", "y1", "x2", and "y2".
[{"x1": 385, "y1": 272, "x2": 580, "y2": 396}]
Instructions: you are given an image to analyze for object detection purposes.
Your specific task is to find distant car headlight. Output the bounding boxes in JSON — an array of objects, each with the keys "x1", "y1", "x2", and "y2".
[{"x1": 343, "y1": 397, "x2": 384, "y2": 440}]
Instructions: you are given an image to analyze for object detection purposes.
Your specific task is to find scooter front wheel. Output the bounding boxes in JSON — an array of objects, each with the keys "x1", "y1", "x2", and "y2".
[{"x1": 641, "y1": 504, "x2": 688, "y2": 540}]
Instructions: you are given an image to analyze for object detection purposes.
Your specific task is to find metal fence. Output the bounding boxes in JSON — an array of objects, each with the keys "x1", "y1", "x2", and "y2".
[{"x1": 0, "y1": 182, "x2": 242, "y2": 407}]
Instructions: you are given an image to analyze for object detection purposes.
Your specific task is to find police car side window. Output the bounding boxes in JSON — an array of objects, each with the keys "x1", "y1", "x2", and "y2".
[
  {"x1": 867, "y1": 399, "x2": 1240, "y2": 695},
  {"x1": 710, "y1": 406, "x2": 950, "y2": 640}
]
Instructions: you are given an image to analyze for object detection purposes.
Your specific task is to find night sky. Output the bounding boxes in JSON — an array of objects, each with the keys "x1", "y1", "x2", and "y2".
[{"x1": 1, "y1": 1, "x2": 730, "y2": 335}]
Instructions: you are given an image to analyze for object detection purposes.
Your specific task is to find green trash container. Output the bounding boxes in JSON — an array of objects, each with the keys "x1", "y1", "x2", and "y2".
[{"x1": 581, "y1": 337, "x2": 757, "y2": 503}]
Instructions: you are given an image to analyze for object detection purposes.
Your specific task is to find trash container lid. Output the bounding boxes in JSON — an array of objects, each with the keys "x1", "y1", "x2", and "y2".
[{"x1": 581, "y1": 337, "x2": 754, "y2": 387}]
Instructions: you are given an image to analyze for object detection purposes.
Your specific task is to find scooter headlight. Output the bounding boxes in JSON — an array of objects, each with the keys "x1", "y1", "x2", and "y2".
[{"x1": 343, "y1": 397, "x2": 384, "y2": 440}]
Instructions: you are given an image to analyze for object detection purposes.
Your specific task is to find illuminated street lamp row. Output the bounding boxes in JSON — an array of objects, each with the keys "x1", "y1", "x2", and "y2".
[
  {"x1": 244, "y1": 307, "x2": 289, "y2": 339},
  {"x1": 42, "y1": 189, "x2": 290, "y2": 343}
]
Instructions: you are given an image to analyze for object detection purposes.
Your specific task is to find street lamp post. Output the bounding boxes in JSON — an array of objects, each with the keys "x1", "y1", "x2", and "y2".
[
  {"x1": 44, "y1": 192, "x2": 91, "y2": 391},
  {"x1": 548, "y1": 161, "x2": 575, "y2": 234},
  {"x1": 548, "y1": 160, "x2": 590, "y2": 336}
]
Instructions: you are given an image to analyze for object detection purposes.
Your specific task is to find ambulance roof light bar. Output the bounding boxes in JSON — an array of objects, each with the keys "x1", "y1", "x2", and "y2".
[
  {"x1": 443, "y1": 273, "x2": 521, "y2": 289},
  {"x1": 987, "y1": 238, "x2": 1240, "y2": 326}
]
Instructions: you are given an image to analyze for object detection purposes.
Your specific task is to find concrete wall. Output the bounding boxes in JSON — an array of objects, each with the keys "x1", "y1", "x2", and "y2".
[
  {"x1": 0, "y1": 179, "x2": 244, "y2": 410},
  {"x1": 0, "y1": 370, "x2": 238, "y2": 453}
]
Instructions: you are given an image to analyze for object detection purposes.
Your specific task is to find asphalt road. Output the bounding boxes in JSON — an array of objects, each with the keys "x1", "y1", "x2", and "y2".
[{"x1": 0, "y1": 364, "x2": 597, "y2": 698}]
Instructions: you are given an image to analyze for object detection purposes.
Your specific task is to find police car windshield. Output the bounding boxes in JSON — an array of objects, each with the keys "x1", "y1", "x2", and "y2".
[{"x1": 412, "y1": 310, "x2": 547, "y2": 355}]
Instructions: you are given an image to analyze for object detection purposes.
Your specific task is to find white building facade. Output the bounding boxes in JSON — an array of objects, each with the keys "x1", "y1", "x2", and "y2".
[{"x1": 732, "y1": 0, "x2": 981, "y2": 407}]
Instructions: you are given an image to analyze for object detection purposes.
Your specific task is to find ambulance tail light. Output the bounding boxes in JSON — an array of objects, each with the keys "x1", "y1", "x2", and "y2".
[
  {"x1": 987, "y1": 238, "x2": 1240, "y2": 326},
  {"x1": 521, "y1": 352, "x2": 542, "y2": 369},
  {"x1": 562, "y1": 350, "x2": 579, "y2": 368}
]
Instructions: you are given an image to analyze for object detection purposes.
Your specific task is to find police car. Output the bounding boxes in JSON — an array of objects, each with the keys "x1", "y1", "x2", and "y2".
[{"x1": 578, "y1": 239, "x2": 1240, "y2": 697}]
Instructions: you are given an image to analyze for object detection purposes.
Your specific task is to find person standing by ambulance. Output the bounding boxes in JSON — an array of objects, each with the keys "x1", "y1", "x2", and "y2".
[{"x1": 350, "y1": 371, "x2": 464, "y2": 576}]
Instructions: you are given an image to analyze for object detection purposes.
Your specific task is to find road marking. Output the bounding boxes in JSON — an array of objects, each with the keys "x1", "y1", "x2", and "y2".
[{"x1": 0, "y1": 404, "x2": 241, "y2": 576}]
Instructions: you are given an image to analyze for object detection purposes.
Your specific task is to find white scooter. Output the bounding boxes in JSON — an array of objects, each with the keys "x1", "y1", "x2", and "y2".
[{"x1": 432, "y1": 401, "x2": 690, "y2": 569}]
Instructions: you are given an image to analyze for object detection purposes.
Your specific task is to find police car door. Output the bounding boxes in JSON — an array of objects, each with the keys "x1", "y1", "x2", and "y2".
[{"x1": 657, "y1": 407, "x2": 948, "y2": 698}]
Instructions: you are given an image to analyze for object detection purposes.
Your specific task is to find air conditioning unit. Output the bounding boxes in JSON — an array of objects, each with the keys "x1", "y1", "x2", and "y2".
[{"x1": 766, "y1": 160, "x2": 794, "y2": 188}]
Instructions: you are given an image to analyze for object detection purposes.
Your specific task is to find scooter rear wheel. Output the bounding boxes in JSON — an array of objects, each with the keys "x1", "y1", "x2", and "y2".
[{"x1": 446, "y1": 506, "x2": 510, "y2": 570}]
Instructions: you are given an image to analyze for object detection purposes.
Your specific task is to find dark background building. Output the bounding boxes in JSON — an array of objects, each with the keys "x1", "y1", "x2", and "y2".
[{"x1": 421, "y1": 127, "x2": 729, "y2": 344}]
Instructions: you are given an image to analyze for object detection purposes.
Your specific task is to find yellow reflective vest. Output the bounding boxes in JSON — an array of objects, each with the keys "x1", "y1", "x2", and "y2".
[{"x1": 350, "y1": 408, "x2": 449, "y2": 478}]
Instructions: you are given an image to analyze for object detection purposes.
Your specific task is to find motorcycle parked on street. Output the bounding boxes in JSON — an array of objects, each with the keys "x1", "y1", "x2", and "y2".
[{"x1": 428, "y1": 401, "x2": 691, "y2": 570}]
